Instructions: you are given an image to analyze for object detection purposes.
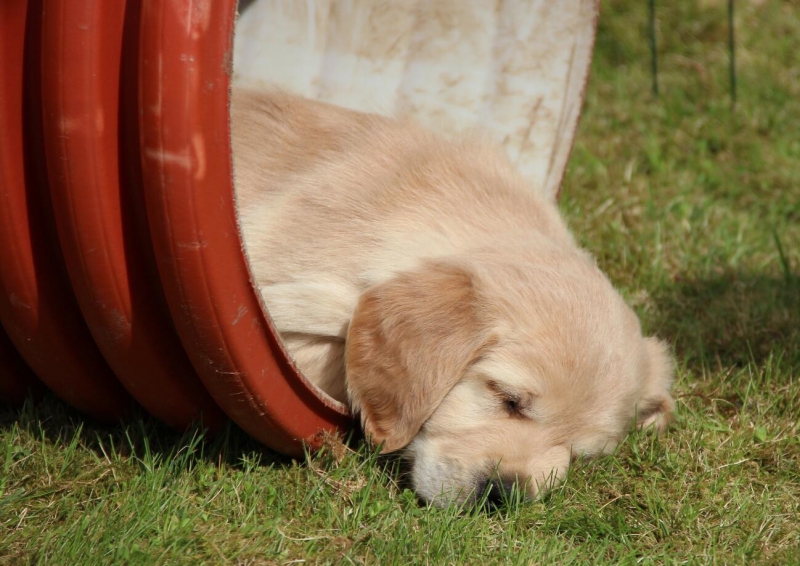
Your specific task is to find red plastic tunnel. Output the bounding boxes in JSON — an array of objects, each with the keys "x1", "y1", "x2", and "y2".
[{"x1": 0, "y1": 0, "x2": 351, "y2": 458}]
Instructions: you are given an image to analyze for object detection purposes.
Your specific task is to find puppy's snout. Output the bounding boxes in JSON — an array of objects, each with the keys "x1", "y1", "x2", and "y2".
[{"x1": 477, "y1": 476, "x2": 523, "y2": 507}]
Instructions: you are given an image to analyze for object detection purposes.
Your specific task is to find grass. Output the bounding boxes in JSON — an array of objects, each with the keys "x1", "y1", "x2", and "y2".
[{"x1": 2, "y1": 0, "x2": 799, "y2": 563}]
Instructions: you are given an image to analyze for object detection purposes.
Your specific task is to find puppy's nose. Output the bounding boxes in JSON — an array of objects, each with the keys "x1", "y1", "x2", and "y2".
[{"x1": 477, "y1": 477, "x2": 519, "y2": 507}]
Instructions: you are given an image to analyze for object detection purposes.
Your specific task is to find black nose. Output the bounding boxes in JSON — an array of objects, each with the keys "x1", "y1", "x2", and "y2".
[{"x1": 477, "y1": 477, "x2": 518, "y2": 507}]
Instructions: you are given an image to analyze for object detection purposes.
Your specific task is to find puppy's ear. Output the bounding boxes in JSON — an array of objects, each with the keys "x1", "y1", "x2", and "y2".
[
  {"x1": 346, "y1": 262, "x2": 488, "y2": 453},
  {"x1": 636, "y1": 337, "x2": 676, "y2": 432}
]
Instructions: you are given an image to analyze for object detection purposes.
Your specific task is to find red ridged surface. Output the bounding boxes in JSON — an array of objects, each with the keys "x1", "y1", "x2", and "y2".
[
  {"x1": 0, "y1": 0, "x2": 133, "y2": 421},
  {"x1": 138, "y1": 0, "x2": 353, "y2": 457},
  {"x1": 39, "y1": 0, "x2": 225, "y2": 433}
]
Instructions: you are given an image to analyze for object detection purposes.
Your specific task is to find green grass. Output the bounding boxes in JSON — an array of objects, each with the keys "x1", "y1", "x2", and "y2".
[{"x1": 3, "y1": 1, "x2": 799, "y2": 563}]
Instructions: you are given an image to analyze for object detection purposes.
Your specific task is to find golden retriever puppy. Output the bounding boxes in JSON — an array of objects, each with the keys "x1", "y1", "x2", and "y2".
[{"x1": 232, "y1": 88, "x2": 674, "y2": 505}]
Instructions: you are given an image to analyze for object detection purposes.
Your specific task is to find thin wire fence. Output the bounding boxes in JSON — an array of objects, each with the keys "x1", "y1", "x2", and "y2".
[{"x1": 649, "y1": 0, "x2": 737, "y2": 105}]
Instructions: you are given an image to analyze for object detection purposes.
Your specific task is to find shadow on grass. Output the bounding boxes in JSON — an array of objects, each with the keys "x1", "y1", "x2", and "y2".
[
  {"x1": 652, "y1": 270, "x2": 800, "y2": 375},
  {"x1": 0, "y1": 394, "x2": 296, "y2": 470}
]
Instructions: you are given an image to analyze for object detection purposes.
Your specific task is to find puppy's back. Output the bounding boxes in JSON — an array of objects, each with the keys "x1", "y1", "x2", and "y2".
[{"x1": 232, "y1": 88, "x2": 574, "y2": 289}]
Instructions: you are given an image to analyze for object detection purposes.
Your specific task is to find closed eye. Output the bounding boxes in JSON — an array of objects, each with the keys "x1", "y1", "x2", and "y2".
[
  {"x1": 502, "y1": 395, "x2": 525, "y2": 417},
  {"x1": 486, "y1": 380, "x2": 534, "y2": 419}
]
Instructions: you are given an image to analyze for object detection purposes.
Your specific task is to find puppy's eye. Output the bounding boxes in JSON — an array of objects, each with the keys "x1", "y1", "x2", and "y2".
[
  {"x1": 502, "y1": 395, "x2": 524, "y2": 416},
  {"x1": 487, "y1": 380, "x2": 531, "y2": 418}
]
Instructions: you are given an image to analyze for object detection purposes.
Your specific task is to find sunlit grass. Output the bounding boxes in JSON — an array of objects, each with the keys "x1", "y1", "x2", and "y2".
[{"x1": 2, "y1": 1, "x2": 799, "y2": 563}]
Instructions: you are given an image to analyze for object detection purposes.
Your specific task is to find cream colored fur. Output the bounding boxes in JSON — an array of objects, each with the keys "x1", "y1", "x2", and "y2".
[{"x1": 232, "y1": 88, "x2": 674, "y2": 506}]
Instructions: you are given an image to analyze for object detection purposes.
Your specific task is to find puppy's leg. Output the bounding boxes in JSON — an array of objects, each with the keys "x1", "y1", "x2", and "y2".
[
  {"x1": 258, "y1": 280, "x2": 356, "y2": 339},
  {"x1": 281, "y1": 334, "x2": 347, "y2": 403}
]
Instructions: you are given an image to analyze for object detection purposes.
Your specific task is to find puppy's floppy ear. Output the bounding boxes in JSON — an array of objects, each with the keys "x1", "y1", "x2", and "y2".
[
  {"x1": 346, "y1": 262, "x2": 488, "y2": 453},
  {"x1": 636, "y1": 337, "x2": 676, "y2": 432}
]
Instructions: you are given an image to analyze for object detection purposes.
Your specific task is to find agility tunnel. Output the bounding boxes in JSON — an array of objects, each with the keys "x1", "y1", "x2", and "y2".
[{"x1": 0, "y1": 0, "x2": 599, "y2": 457}]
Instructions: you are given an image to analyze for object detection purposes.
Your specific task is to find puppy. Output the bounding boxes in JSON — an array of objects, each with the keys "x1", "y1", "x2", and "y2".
[{"x1": 232, "y1": 88, "x2": 674, "y2": 505}]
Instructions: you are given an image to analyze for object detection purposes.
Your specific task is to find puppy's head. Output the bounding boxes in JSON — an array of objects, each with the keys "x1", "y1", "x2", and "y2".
[{"x1": 345, "y1": 245, "x2": 674, "y2": 506}]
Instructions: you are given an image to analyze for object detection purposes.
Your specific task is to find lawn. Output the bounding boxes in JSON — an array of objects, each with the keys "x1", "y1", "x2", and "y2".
[{"x1": 2, "y1": 1, "x2": 799, "y2": 564}]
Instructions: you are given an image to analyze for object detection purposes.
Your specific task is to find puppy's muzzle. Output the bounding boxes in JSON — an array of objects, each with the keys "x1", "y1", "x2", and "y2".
[{"x1": 476, "y1": 475, "x2": 525, "y2": 507}]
